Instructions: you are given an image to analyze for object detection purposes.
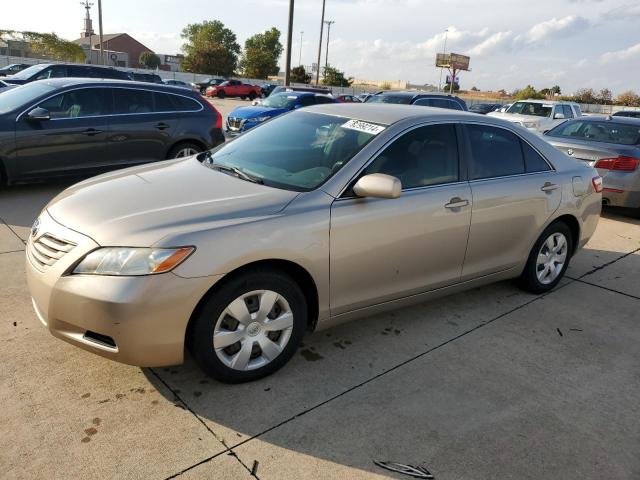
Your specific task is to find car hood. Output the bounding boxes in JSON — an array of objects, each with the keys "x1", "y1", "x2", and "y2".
[
  {"x1": 46, "y1": 157, "x2": 299, "y2": 247},
  {"x1": 228, "y1": 105, "x2": 287, "y2": 119}
]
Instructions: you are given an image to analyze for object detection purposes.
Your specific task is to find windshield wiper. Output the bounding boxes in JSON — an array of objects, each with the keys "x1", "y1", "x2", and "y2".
[{"x1": 210, "y1": 163, "x2": 263, "y2": 185}]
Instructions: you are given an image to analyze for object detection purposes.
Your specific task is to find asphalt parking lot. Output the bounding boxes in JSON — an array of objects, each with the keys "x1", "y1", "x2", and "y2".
[{"x1": 1, "y1": 99, "x2": 639, "y2": 479}]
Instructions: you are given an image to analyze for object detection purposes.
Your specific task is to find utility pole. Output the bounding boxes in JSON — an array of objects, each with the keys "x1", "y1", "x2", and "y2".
[
  {"x1": 438, "y1": 28, "x2": 448, "y2": 92},
  {"x1": 97, "y1": 0, "x2": 104, "y2": 65},
  {"x1": 315, "y1": 0, "x2": 326, "y2": 85},
  {"x1": 284, "y1": 0, "x2": 295, "y2": 86},
  {"x1": 323, "y1": 20, "x2": 334, "y2": 70},
  {"x1": 298, "y1": 31, "x2": 304, "y2": 66}
]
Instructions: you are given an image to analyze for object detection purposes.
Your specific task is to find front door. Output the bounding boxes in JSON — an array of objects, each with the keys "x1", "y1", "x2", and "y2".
[
  {"x1": 14, "y1": 87, "x2": 109, "y2": 179},
  {"x1": 330, "y1": 123, "x2": 472, "y2": 315},
  {"x1": 461, "y1": 123, "x2": 561, "y2": 280}
]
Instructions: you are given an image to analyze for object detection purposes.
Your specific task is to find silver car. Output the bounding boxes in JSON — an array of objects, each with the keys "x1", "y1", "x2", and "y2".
[
  {"x1": 26, "y1": 104, "x2": 602, "y2": 383},
  {"x1": 545, "y1": 115, "x2": 640, "y2": 213}
]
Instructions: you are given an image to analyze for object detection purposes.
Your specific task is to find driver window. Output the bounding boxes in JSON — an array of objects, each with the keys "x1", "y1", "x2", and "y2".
[
  {"x1": 38, "y1": 89, "x2": 105, "y2": 119},
  {"x1": 362, "y1": 124, "x2": 459, "y2": 189}
]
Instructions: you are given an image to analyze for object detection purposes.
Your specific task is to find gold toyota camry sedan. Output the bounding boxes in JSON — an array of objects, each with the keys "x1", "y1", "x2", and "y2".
[{"x1": 26, "y1": 104, "x2": 602, "y2": 383}]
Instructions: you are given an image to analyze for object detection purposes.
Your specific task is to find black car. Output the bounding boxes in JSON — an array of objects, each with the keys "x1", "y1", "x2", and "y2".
[
  {"x1": 193, "y1": 78, "x2": 225, "y2": 94},
  {"x1": 0, "y1": 79, "x2": 225, "y2": 184},
  {"x1": 469, "y1": 103, "x2": 503, "y2": 114},
  {"x1": 3, "y1": 63, "x2": 130, "y2": 85},
  {"x1": 366, "y1": 91, "x2": 468, "y2": 111},
  {"x1": 163, "y1": 79, "x2": 192, "y2": 89},
  {"x1": 613, "y1": 110, "x2": 640, "y2": 119},
  {"x1": 129, "y1": 72, "x2": 164, "y2": 84},
  {"x1": 260, "y1": 83, "x2": 278, "y2": 97},
  {"x1": 0, "y1": 63, "x2": 30, "y2": 77}
]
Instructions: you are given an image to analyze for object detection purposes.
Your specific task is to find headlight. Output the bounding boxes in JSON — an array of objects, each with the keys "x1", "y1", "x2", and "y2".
[
  {"x1": 72, "y1": 247, "x2": 194, "y2": 276},
  {"x1": 246, "y1": 116, "x2": 270, "y2": 123}
]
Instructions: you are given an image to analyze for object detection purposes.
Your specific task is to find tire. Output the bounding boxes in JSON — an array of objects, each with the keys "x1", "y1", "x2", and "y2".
[
  {"x1": 167, "y1": 142, "x2": 203, "y2": 159},
  {"x1": 217, "y1": 90, "x2": 225, "y2": 99},
  {"x1": 518, "y1": 221, "x2": 573, "y2": 294},
  {"x1": 189, "y1": 269, "x2": 307, "y2": 383},
  {"x1": 200, "y1": 87, "x2": 206, "y2": 95},
  {"x1": 248, "y1": 92, "x2": 257, "y2": 101},
  {"x1": 240, "y1": 96, "x2": 246, "y2": 100}
]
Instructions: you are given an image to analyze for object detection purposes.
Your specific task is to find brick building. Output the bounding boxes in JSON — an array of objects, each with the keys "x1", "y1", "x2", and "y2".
[{"x1": 74, "y1": 33, "x2": 154, "y2": 68}]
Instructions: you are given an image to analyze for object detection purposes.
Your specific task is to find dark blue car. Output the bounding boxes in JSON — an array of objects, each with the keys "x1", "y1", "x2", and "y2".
[{"x1": 225, "y1": 91, "x2": 336, "y2": 137}]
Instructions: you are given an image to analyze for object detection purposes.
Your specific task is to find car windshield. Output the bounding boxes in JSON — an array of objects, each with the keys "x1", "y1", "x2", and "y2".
[
  {"x1": 201, "y1": 111, "x2": 383, "y2": 191},
  {"x1": 8, "y1": 64, "x2": 47, "y2": 80},
  {"x1": 506, "y1": 101, "x2": 553, "y2": 117},
  {"x1": 0, "y1": 82, "x2": 56, "y2": 114},
  {"x1": 366, "y1": 95, "x2": 412, "y2": 104},
  {"x1": 261, "y1": 94, "x2": 299, "y2": 109},
  {"x1": 547, "y1": 120, "x2": 640, "y2": 145}
]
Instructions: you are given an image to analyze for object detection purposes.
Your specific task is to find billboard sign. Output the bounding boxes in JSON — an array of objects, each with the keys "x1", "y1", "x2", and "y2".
[{"x1": 435, "y1": 53, "x2": 470, "y2": 71}]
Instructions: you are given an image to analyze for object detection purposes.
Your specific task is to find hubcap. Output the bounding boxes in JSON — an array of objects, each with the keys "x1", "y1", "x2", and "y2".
[
  {"x1": 536, "y1": 232, "x2": 568, "y2": 285},
  {"x1": 175, "y1": 147, "x2": 198, "y2": 158},
  {"x1": 213, "y1": 290, "x2": 294, "y2": 371}
]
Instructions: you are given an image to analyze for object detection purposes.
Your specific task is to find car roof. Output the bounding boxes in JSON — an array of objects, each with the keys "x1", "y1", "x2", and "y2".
[
  {"x1": 306, "y1": 103, "x2": 500, "y2": 125},
  {"x1": 516, "y1": 99, "x2": 577, "y2": 105},
  {"x1": 33, "y1": 78, "x2": 193, "y2": 93},
  {"x1": 564, "y1": 115, "x2": 640, "y2": 125},
  {"x1": 375, "y1": 91, "x2": 459, "y2": 98},
  {"x1": 272, "y1": 91, "x2": 321, "y2": 98}
]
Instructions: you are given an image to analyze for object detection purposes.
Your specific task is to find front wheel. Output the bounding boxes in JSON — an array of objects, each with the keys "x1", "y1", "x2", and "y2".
[
  {"x1": 217, "y1": 90, "x2": 225, "y2": 99},
  {"x1": 518, "y1": 221, "x2": 573, "y2": 294},
  {"x1": 189, "y1": 270, "x2": 307, "y2": 383},
  {"x1": 167, "y1": 142, "x2": 203, "y2": 159}
]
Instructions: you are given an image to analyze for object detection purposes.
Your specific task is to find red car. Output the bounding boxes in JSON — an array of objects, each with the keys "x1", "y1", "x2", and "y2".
[
  {"x1": 206, "y1": 80, "x2": 262, "y2": 100},
  {"x1": 336, "y1": 94, "x2": 361, "y2": 103}
]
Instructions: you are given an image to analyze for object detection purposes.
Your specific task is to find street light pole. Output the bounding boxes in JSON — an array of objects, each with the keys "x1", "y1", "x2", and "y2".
[
  {"x1": 438, "y1": 28, "x2": 448, "y2": 92},
  {"x1": 298, "y1": 31, "x2": 303, "y2": 67},
  {"x1": 323, "y1": 20, "x2": 334, "y2": 70},
  {"x1": 315, "y1": 0, "x2": 326, "y2": 85},
  {"x1": 97, "y1": 0, "x2": 104, "y2": 65},
  {"x1": 284, "y1": 0, "x2": 295, "y2": 86}
]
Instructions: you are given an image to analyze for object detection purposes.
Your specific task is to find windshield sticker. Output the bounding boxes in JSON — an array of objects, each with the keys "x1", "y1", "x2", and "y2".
[{"x1": 341, "y1": 119, "x2": 386, "y2": 135}]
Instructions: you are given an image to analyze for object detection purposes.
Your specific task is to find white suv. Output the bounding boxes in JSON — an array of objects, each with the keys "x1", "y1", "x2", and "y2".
[{"x1": 488, "y1": 99, "x2": 581, "y2": 134}]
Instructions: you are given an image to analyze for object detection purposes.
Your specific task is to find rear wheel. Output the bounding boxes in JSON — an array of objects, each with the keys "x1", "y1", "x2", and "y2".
[
  {"x1": 189, "y1": 270, "x2": 307, "y2": 383},
  {"x1": 240, "y1": 96, "x2": 246, "y2": 100},
  {"x1": 217, "y1": 90, "x2": 225, "y2": 99},
  {"x1": 518, "y1": 221, "x2": 572, "y2": 294},
  {"x1": 248, "y1": 92, "x2": 257, "y2": 101},
  {"x1": 167, "y1": 142, "x2": 203, "y2": 159}
]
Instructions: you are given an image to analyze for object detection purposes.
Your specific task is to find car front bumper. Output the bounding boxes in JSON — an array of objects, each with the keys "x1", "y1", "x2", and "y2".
[{"x1": 26, "y1": 211, "x2": 220, "y2": 367}]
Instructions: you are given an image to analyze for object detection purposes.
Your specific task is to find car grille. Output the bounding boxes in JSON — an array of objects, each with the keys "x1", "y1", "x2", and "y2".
[
  {"x1": 28, "y1": 233, "x2": 77, "y2": 270},
  {"x1": 227, "y1": 117, "x2": 243, "y2": 131}
]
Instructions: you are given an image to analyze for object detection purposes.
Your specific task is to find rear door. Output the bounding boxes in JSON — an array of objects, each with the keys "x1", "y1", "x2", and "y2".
[
  {"x1": 105, "y1": 87, "x2": 175, "y2": 165},
  {"x1": 461, "y1": 123, "x2": 561, "y2": 280},
  {"x1": 330, "y1": 123, "x2": 472, "y2": 314},
  {"x1": 14, "y1": 87, "x2": 109, "y2": 178}
]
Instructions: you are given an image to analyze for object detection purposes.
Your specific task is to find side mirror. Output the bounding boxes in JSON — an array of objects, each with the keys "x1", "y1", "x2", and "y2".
[
  {"x1": 353, "y1": 173, "x2": 401, "y2": 199},
  {"x1": 553, "y1": 113, "x2": 565, "y2": 119},
  {"x1": 26, "y1": 107, "x2": 51, "y2": 121}
]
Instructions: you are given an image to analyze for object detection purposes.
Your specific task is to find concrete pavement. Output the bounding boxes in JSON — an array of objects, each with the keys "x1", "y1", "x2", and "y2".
[{"x1": 0, "y1": 133, "x2": 638, "y2": 479}]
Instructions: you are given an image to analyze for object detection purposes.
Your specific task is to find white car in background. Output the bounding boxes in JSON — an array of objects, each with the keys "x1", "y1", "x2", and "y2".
[{"x1": 488, "y1": 99, "x2": 582, "y2": 134}]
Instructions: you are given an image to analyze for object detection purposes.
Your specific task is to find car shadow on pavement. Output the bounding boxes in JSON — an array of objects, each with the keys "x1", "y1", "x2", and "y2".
[{"x1": 141, "y1": 244, "x2": 640, "y2": 479}]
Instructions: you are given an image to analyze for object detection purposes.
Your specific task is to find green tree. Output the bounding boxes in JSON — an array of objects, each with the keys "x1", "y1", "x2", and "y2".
[
  {"x1": 513, "y1": 85, "x2": 544, "y2": 100},
  {"x1": 290, "y1": 65, "x2": 311, "y2": 84},
  {"x1": 597, "y1": 88, "x2": 612, "y2": 105},
  {"x1": 239, "y1": 27, "x2": 282, "y2": 79},
  {"x1": 444, "y1": 80, "x2": 460, "y2": 92},
  {"x1": 181, "y1": 20, "x2": 240, "y2": 77},
  {"x1": 572, "y1": 88, "x2": 597, "y2": 104},
  {"x1": 550, "y1": 85, "x2": 561, "y2": 95},
  {"x1": 0, "y1": 30, "x2": 85, "y2": 62},
  {"x1": 322, "y1": 66, "x2": 353, "y2": 87},
  {"x1": 139, "y1": 51, "x2": 161, "y2": 69},
  {"x1": 470, "y1": 86, "x2": 479, "y2": 91},
  {"x1": 615, "y1": 90, "x2": 640, "y2": 107}
]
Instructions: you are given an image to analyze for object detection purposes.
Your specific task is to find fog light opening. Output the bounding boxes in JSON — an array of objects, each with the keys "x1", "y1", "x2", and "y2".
[{"x1": 83, "y1": 331, "x2": 117, "y2": 349}]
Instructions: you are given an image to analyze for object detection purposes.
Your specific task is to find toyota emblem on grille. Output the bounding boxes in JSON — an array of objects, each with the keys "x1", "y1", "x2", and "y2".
[
  {"x1": 567, "y1": 149, "x2": 574, "y2": 156},
  {"x1": 31, "y1": 218, "x2": 40, "y2": 238}
]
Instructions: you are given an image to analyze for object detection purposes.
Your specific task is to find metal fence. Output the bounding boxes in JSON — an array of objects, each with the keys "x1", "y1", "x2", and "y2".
[{"x1": 3, "y1": 55, "x2": 640, "y2": 113}]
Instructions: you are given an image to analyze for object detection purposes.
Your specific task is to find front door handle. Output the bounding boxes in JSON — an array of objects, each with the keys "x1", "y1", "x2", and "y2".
[
  {"x1": 444, "y1": 197, "x2": 469, "y2": 209},
  {"x1": 155, "y1": 123, "x2": 170, "y2": 130},
  {"x1": 541, "y1": 182, "x2": 559, "y2": 192},
  {"x1": 81, "y1": 128, "x2": 102, "y2": 136}
]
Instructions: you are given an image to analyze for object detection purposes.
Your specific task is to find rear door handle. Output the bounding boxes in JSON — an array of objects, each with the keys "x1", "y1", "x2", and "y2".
[
  {"x1": 444, "y1": 197, "x2": 469, "y2": 209},
  {"x1": 155, "y1": 123, "x2": 170, "y2": 130},
  {"x1": 541, "y1": 182, "x2": 559, "y2": 192},
  {"x1": 81, "y1": 128, "x2": 102, "y2": 136}
]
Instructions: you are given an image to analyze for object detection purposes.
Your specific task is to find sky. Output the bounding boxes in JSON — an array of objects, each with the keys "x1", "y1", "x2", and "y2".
[{"x1": 3, "y1": 0, "x2": 640, "y2": 94}]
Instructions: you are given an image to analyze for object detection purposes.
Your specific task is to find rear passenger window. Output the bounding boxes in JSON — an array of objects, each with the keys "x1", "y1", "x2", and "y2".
[
  {"x1": 113, "y1": 88, "x2": 154, "y2": 114},
  {"x1": 314, "y1": 96, "x2": 334, "y2": 104},
  {"x1": 170, "y1": 94, "x2": 201, "y2": 111},
  {"x1": 413, "y1": 98, "x2": 434, "y2": 107},
  {"x1": 362, "y1": 124, "x2": 459, "y2": 189},
  {"x1": 522, "y1": 141, "x2": 551, "y2": 172},
  {"x1": 154, "y1": 92, "x2": 175, "y2": 112},
  {"x1": 467, "y1": 125, "x2": 525, "y2": 180}
]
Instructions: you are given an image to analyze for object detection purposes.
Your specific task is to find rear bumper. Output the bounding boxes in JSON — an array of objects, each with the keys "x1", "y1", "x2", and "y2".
[{"x1": 601, "y1": 188, "x2": 640, "y2": 209}]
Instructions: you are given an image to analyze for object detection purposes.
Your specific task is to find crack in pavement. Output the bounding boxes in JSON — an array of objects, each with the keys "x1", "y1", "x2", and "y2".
[
  {"x1": 0, "y1": 215, "x2": 27, "y2": 246},
  {"x1": 162, "y1": 245, "x2": 640, "y2": 478},
  {"x1": 565, "y1": 277, "x2": 640, "y2": 301}
]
